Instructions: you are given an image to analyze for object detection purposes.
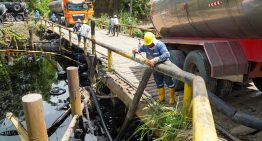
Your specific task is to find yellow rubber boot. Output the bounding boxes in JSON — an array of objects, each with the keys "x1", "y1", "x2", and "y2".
[
  {"x1": 158, "y1": 87, "x2": 165, "y2": 102},
  {"x1": 169, "y1": 88, "x2": 175, "y2": 104}
]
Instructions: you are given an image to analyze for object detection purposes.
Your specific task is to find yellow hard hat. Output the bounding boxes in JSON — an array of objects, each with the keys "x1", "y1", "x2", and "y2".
[{"x1": 144, "y1": 32, "x2": 155, "y2": 46}]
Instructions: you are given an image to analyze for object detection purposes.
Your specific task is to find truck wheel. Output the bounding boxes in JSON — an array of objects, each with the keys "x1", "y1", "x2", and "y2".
[
  {"x1": 183, "y1": 50, "x2": 217, "y2": 93},
  {"x1": 13, "y1": 4, "x2": 21, "y2": 12},
  {"x1": 253, "y1": 77, "x2": 262, "y2": 91},
  {"x1": 169, "y1": 50, "x2": 185, "y2": 90},
  {"x1": 6, "y1": 13, "x2": 14, "y2": 22},
  {"x1": 15, "y1": 15, "x2": 23, "y2": 21},
  {"x1": 216, "y1": 80, "x2": 234, "y2": 97}
]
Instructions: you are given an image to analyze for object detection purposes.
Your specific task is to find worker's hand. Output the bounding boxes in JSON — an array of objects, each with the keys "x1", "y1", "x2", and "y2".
[
  {"x1": 147, "y1": 59, "x2": 157, "y2": 67},
  {"x1": 132, "y1": 48, "x2": 138, "y2": 54}
]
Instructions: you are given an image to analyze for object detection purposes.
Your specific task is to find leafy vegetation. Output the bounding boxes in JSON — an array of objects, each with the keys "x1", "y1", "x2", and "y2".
[
  {"x1": 120, "y1": 0, "x2": 150, "y2": 21},
  {"x1": 26, "y1": 0, "x2": 51, "y2": 16},
  {"x1": 0, "y1": 0, "x2": 51, "y2": 16},
  {"x1": 0, "y1": 27, "x2": 26, "y2": 48},
  {"x1": 131, "y1": 103, "x2": 192, "y2": 141},
  {"x1": 0, "y1": 55, "x2": 57, "y2": 119}
]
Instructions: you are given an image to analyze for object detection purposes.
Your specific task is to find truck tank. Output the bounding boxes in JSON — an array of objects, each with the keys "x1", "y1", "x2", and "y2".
[
  {"x1": 48, "y1": 0, "x2": 63, "y2": 13},
  {"x1": 0, "y1": 4, "x2": 7, "y2": 15},
  {"x1": 150, "y1": 0, "x2": 262, "y2": 39}
]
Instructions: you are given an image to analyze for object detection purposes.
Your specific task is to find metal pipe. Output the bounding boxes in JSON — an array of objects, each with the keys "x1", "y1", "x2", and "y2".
[
  {"x1": 0, "y1": 49, "x2": 83, "y2": 65},
  {"x1": 81, "y1": 35, "x2": 195, "y2": 84},
  {"x1": 86, "y1": 86, "x2": 113, "y2": 141},
  {"x1": 114, "y1": 68, "x2": 152, "y2": 141},
  {"x1": 108, "y1": 49, "x2": 112, "y2": 72},
  {"x1": 192, "y1": 77, "x2": 217, "y2": 141},
  {"x1": 183, "y1": 83, "x2": 193, "y2": 117}
]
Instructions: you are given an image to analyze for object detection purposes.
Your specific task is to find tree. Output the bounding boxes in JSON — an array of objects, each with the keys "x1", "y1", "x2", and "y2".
[{"x1": 120, "y1": 0, "x2": 150, "y2": 20}]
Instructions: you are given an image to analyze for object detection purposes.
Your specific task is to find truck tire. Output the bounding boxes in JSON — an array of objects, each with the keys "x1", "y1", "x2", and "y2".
[
  {"x1": 183, "y1": 50, "x2": 217, "y2": 93},
  {"x1": 13, "y1": 4, "x2": 21, "y2": 12},
  {"x1": 15, "y1": 14, "x2": 23, "y2": 21},
  {"x1": 216, "y1": 80, "x2": 234, "y2": 97},
  {"x1": 5, "y1": 13, "x2": 14, "y2": 22},
  {"x1": 169, "y1": 50, "x2": 185, "y2": 90},
  {"x1": 253, "y1": 77, "x2": 262, "y2": 91}
]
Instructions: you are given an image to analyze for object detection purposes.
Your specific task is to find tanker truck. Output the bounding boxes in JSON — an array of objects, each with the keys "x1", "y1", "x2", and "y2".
[
  {"x1": 0, "y1": 4, "x2": 7, "y2": 24},
  {"x1": 0, "y1": 2, "x2": 28, "y2": 22},
  {"x1": 150, "y1": 0, "x2": 262, "y2": 96},
  {"x1": 48, "y1": 0, "x2": 94, "y2": 26}
]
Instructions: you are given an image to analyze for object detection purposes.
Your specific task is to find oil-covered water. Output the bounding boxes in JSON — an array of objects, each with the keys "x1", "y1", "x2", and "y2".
[{"x1": 0, "y1": 54, "x2": 78, "y2": 141}]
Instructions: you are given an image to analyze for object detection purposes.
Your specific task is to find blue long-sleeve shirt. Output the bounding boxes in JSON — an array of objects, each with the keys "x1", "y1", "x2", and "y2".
[{"x1": 138, "y1": 40, "x2": 170, "y2": 63}]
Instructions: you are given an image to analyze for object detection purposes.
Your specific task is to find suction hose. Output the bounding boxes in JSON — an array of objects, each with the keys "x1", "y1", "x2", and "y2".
[{"x1": 208, "y1": 91, "x2": 262, "y2": 130}]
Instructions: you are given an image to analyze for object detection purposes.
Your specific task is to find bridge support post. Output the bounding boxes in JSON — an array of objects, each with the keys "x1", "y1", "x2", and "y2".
[
  {"x1": 108, "y1": 50, "x2": 112, "y2": 72},
  {"x1": 67, "y1": 67, "x2": 82, "y2": 116},
  {"x1": 69, "y1": 30, "x2": 72, "y2": 47},
  {"x1": 29, "y1": 29, "x2": 34, "y2": 52},
  {"x1": 128, "y1": 25, "x2": 133, "y2": 37},
  {"x1": 86, "y1": 55, "x2": 97, "y2": 84},
  {"x1": 91, "y1": 20, "x2": 96, "y2": 55},
  {"x1": 84, "y1": 37, "x2": 87, "y2": 52},
  {"x1": 52, "y1": 23, "x2": 54, "y2": 32},
  {"x1": 59, "y1": 26, "x2": 62, "y2": 37},
  {"x1": 59, "y1": 26, "x2": 62, "y2": 51},
  {"x1": 183, "y1": 83, "x2": 193, "y2": 117},
  {"x1": 115, "y1": 68, "x2": 152, "y2": 141},
  {"x1": 22, "y1": 93, "x2": 48, "y2": 141}
]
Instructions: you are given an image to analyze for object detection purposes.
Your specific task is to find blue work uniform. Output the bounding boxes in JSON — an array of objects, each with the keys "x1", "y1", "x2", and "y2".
[
  {"x1": 50, "y1": 14, "x2": 56, "y2": 22},
  {"x1": 35, "y1": 11, "x2": 40, "y2": 23},
  {"x1": 108, "y1": 17, "x2": 113, "y2": 34},
  {"x1": 138, "y1": 40, "x2": 174, "y2": 88}
]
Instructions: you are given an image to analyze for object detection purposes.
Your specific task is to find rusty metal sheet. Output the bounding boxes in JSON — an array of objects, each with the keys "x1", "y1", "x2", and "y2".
[{"x1": 204, "y1": 41, "x2": 248, "y2": 77}]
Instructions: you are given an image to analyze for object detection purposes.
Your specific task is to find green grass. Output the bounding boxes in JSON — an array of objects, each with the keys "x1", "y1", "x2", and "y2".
[{"x1": 130, "y1": 103, "x2": 192, "y2": 141}]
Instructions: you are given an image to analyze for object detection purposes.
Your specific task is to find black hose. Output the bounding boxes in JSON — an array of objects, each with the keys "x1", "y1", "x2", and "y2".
[
  {"x1": 114, "y1": 68, "x2": 152, "y2": 141},
  {"x1": 47, "y1": 108, "x2": 71, "y2": 136},
  {"x1": 86, "y1": 86, "x2": 113, "y2": 141},
  {"x1": 208, "y1": 91, "x2": 262, "y2": 130}
]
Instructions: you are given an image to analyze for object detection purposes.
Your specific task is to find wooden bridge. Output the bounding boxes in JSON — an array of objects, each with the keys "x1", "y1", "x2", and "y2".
[
  {"x1": 3, "y1": 18, "x2": 262, "y2": 141},
  {"x1": 39, "y1": 19, "x2": 218, "y2": 141}
]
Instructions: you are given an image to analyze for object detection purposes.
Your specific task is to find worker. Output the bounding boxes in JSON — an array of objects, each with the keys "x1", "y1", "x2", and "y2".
[
  {"x1": 50, "y1": 13, "x2": 56, "y2": 23},
  {"x1": 34, "y1": 10, "x2": 40, "y2": 24},
  {"x1": 132, "y1": 32, "x2": 175, "y2": 104},
  {"x1": 79, "y1": 23, "x2": 91, "y2": 38},
  {"x1": 107, "y1": 16, "x2": 113, "y2": 35},
  {"x1": 112, "y1": 15, "x2": 119, "y2": 36},
  {"x1": 73, "y1": 19, "x2": 82, "y2": 46}
]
